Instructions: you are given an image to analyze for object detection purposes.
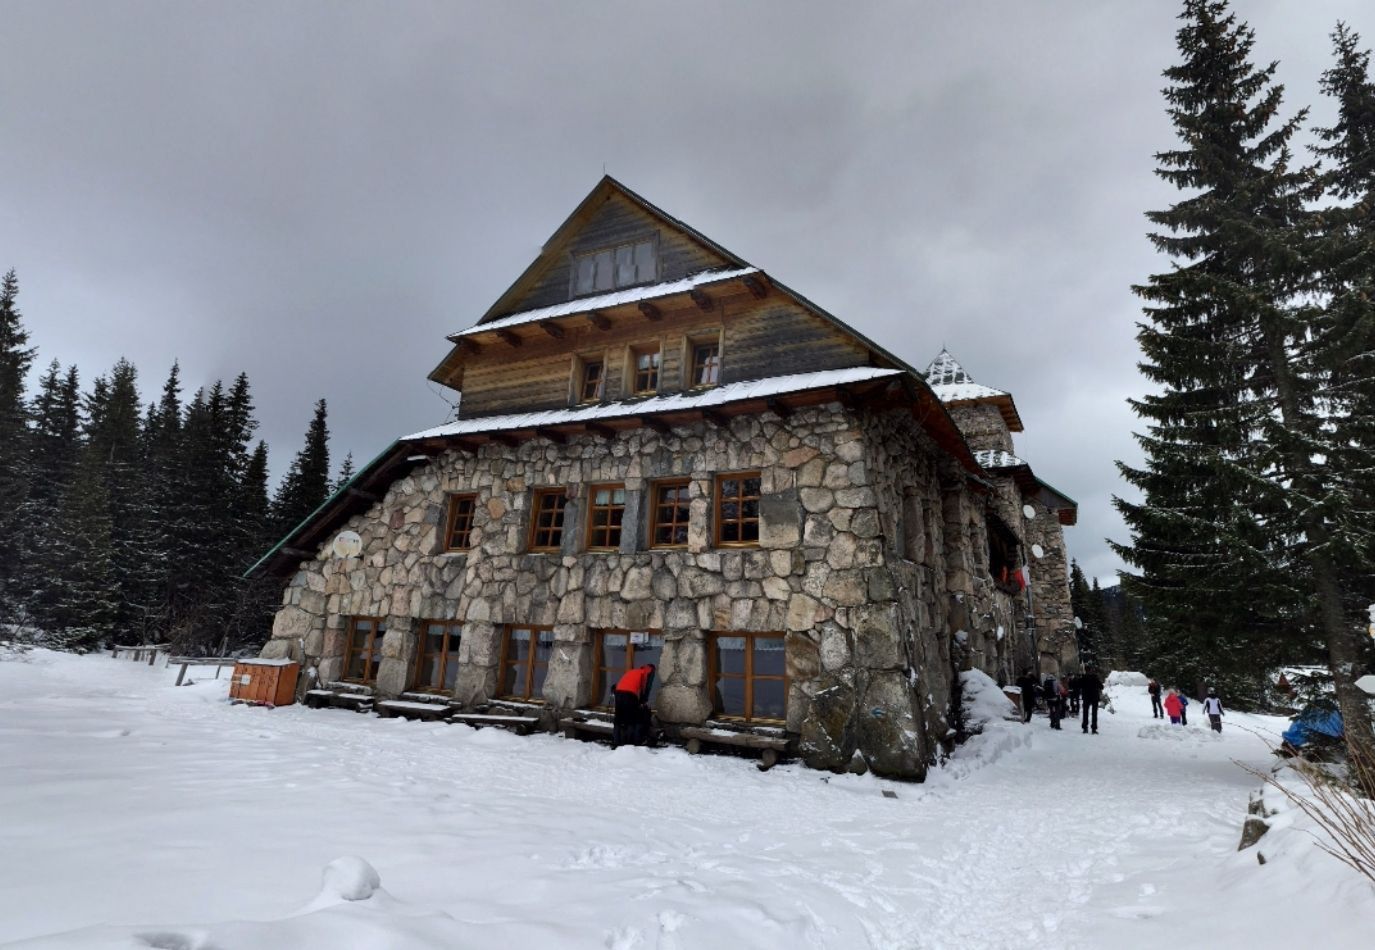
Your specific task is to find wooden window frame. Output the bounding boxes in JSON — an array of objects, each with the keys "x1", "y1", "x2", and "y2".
[
  {"x1": 444, "y1": 493, "x2": 478, "y2": 551},
  {"x1": 629, "y1": 343, "x2": 662, "y2": 395},
  {"x1": 497, "y1": 624, "x2": 555, "y2": 702},
  {"x1": 585, "y1": 482, "x2": 626, "y2": 551},
  {"x1": 528, "y1": 488, "x2": 568, "y2": 553},
  {"x1": 577, "y1": 354, "x2": 606, "y2": 403},
  {"x1": 569, "y1": 236, "x2": 659, "y2": 298},
  {"x1": 687, "y1": 331, "x2": 723, "y2": 389},
  {"x1": 342, "y1": 616, "x2": 386, "y2": 685},
  {"x1": 591, "y1": 629, "x2": 665, "y2": 709},
  {"x1": 649, "y1": 478, "x2": 692, "y2": 549},
  {"x1": 714, "y1": 471, "x2": 762, "y2": 547},
  {"x1": 707, "y1": 631, "x2": 789, "y2": 723},
  {"x1": 412, "y1": 620, "x2": 461, "y2": 693}
]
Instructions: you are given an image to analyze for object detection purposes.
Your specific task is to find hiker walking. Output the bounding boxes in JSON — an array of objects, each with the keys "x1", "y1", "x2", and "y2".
[
  {"x1": 1163, "y1": 688, "x2": 1183, "y2": 725},
  {"x1": 1015, "y1": 669, "x2": 1040, "y2": 724},
  {"x1": 1148, "y1": 678, "x2": 1163, "y2": 719},
  {"x1": 1042, "y1": 672, "x2": 1064, "y2": 730},
  {"x1": 1202, "y1": 688, "x2": 1224, "y2": 733},
  {"x1": 1178, "y1": 691, "x2": 1190, "y2": 727},
  {"x1": 612, "y1": 663, "x2": 656, "y2": 747},
  {"x1": 1078, "y1": 666, "x2": 1104, "y2": 734},
  {"x1": 1067, "y1": 673, "x2": 1081, "y2": 715}
]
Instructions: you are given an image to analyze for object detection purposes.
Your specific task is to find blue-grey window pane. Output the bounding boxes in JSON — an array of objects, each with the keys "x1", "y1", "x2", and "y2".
[
  {"x1": 753, "y1": 679, "x2": 787, "y2": 720},
  {"x1": 575, "y1": 256, "x2": 595, "y2": 294},
  {"x1": 716, "y1": 675, "x2": 746, "y2": 717},
  {"x1": 754, "y1": 637, "x2": 787, "y2": 676},
  {"x1": 716, "y1": 636, "x2": 746, "y2": 674},
  {"x1": 593, "y1": 250, "x2": 614, "y2": 291},
  {"x1": 634, "y1": 241, "x2": 656, "y2": 282},
  {"x1": 615, "y1": 245, "x2": 636, "y2": 286}
]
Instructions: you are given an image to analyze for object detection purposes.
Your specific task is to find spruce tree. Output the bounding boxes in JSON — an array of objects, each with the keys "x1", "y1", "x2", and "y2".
[
  {"x1": 1307, "y1": 23, "x2": 1375, "y2": 785},
  {"x1": 272, "y1": 398, "x2": 331, "y2": 536},
  {"x1": 0, "y1": 270, "x2": 35, "y2": 615},
  {"x1": 1113, "y1": 0, "x2": 1314, "y2": 708},
  {"x1": 138, "y1": 362, "x2": 185, "y2": 641},
  {"x1": 44, "y1": 447, "x2": 120, "y2": 649},
  {"x1": 335, "y1": 451, "x2": 355, "y2": 491},
  {"x1": 19, "y1": 362, "x2": 82, "y2": 627}
]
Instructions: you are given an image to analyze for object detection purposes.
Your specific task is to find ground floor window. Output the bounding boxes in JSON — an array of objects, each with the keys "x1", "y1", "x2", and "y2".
[
  {"x1": 709, "y1": 632, "x2": 787, "y2": 722},
  {"x1": 499, "y1": 625, "x2": 555, "y2": 701},
  {"x1": 591, "y1": 629, "x2": 664, "y2": 707},
  {"x1": 344, "y1": 616, "x2": 386, "y2": 684},
  {"x1": 414, "y1": 621, "x2": 461, "y2": 692}
]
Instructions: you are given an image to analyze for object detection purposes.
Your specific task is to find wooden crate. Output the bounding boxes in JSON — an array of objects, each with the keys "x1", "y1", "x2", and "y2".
[{"x1": 229, "y1": 659, "x2": 299, "y2": 707}]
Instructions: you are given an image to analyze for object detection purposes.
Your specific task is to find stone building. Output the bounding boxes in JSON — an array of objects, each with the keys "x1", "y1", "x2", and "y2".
[{"x1": 248, "y1": 177, "x2": 1077, "y2": 780}]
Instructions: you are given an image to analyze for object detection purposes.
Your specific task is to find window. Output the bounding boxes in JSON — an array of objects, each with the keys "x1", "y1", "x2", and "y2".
[
  {"x1": 690, "y1": 339, "x2": 721, "y2": 387},
  {"x1": 650, "y1": 479, "x2": 691, "y2": 548},
  {"x1": 579, "y1": 358, "x2": 605, "y2": 402},
  {"x1": 343, "y1": 616, "x2": 386, "y2": 684},
  {"x1": 414, "y1": 621, "x2": 461, "y2": 692},
  {"x1": 528, "y1": 488, "x2": 568, "y2": 552},
  {"x1": 709, "y1": 633, "x2": 787, "y2": 722},
  {"x1": 572, "y1": 239, "x2": 657, "y2": 296},
  {"x1": 715, "y1": 472, "x2": 761, "y2": 546},
  {"x1": 631, "y1": 345, "x2": 661, "y2": 395},
  {"x1": 444, "y1": 493, "x2": 477, "y2": 551},
  {"x1": 592, "y1": 630, "x2": 664, "y2": 707},
  {"x1": 586, "y1": 483, "x2": 626, "y2": 550},
  {"x1": 988, "y1": 515, "x2": 1021, "y2": 594},
  {"x1": 498, "y1": 625, "x2": 555, "y2": 700}
]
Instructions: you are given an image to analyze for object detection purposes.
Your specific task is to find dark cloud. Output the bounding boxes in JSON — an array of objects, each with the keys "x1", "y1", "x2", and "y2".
[{"x1": 1, "y1": 0, "x2": 1367, "y2": 585}]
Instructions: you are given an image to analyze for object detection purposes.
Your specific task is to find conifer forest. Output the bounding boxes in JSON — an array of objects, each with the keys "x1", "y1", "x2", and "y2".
[{"x1": 0, "y1": 269, "x2": 342, "y2": 653}]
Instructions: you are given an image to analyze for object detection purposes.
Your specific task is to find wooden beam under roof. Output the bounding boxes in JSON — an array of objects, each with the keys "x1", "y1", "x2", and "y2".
[
  {"x1": 584, "y1": 421, "x2": 617, "y2": 439},
  {"x1": 638, "y1": 301, "x2": 662, "y2": 321},
  {"x1": 535, "y1": 426, "x2": 567, "y2": 444},
  {"x1": 456, "y1": 338, "x2": 481, "y2": 355},
  {"x1": 743, "y1": 275, "x2": 769, "y2": 299},
  {"x1": 586, "y1": 311, "x2": 611, "y2": 331},
  {"x1": 538, "y1": 321, "x2": 565, "y2": 339},
  {"x1": 701, "y1": 408, "x2": 729, "y2": 427},
  {"x1": 496, "y1": 329, "x2": 523, "y2": 348},
  {"x1": 281, "y1": 545, "x2": 315, "y2": 561},
  {"x1": 689, "y1": 289, "x2": 714, "y2": 312},
  {"x1": 639, "y1": 415, "x2": 672, "y2": 434},
  {"x1": 487, "y1": 432, "x2": 521, "y2": 448},
  {"x1": 346, "y1": 486, "x2": 380, "y2": 504},
  {"x1": 766, "y1": 397, "x2": 793, "y2": 419}
]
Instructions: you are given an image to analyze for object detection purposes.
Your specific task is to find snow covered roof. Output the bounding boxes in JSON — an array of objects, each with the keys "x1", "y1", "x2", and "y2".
[
  {"x1": 404, "y1": 367, "x2": 905, "y2": 441},
  {"x1": 453, "y1": 267, "x2": 759, "y2": 338},
  {"x1": 923, "y1": 349, "x2": 1023, "y2": 432},
  {"x1": 974, "y1": 449, "x2": 1026, "y2": 470}
]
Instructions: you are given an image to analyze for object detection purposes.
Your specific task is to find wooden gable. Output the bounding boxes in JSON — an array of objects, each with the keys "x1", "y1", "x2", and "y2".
[{"x1": 478, "y1": 178, "x2": 741, "y2": 321}]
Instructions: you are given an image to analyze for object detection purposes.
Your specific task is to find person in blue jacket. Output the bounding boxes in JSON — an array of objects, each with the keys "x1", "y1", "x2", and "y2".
[{"x1": 1178, "y1": 691, "x2": 1189, "y2": 726}]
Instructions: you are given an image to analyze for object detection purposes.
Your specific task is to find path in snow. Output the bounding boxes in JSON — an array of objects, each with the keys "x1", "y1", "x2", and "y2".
[{"x1": 0, "y1": 652, "x2": 1371, "y2": 949}]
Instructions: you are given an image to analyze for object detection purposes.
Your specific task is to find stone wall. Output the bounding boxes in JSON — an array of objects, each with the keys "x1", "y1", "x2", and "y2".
[
  {"x1": 261, "y1": 400, "x2": 1011, "y2": 780},
  {"x1": 947, "y1": 404, "x2": 1014, "y2": 455}
]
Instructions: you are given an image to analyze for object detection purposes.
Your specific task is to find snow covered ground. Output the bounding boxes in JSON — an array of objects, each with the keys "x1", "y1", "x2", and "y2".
[{"x1": 1, "y1": 652, "x2": 1372, "y2": 949}]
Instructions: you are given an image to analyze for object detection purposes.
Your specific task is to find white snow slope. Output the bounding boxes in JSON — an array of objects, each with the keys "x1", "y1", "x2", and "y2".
[{"x1": 1, "y1": 652, "x2": 1371, "y2": 949}]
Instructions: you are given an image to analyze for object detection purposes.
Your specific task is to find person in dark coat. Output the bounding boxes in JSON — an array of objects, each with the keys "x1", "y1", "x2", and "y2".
[
  {"x1": 1067, "y1": 673, "x2": 1081, "y2": 715},
  {"x1": 1014, "y1": 670, "x2": 1039, "y2": 723},
  {"x1": 612, "y1": 663, "x2": 656, "y2": 747},
  {"x1": 1078, "y1": 667, "x2": 1104, "y2": 734},
  {"x1": 1042, "y1": 673, "x2": 1064, "y2": 730},
  {"x1": 1148, "y1": 678, "x2": 1163, "y2": 719},
  {"x1": 1178, "y1": 691, "x2": 1189, "y2": 727}
]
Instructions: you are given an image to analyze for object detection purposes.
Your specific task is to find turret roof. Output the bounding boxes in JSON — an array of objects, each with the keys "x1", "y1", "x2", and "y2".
[{"x1": 924, "y1": 350, "x2": 1024, "y2": 432}]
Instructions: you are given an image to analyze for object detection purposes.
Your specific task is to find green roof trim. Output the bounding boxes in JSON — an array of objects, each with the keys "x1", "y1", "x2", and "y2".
[{"x1": 243, "y1": 440, "x2": 402, "y2": 579}]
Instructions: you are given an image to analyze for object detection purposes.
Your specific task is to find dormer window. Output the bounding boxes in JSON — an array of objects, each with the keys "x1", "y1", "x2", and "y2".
[{"x1": 572, "y1": 239, "x2": 657, "y2": 296}]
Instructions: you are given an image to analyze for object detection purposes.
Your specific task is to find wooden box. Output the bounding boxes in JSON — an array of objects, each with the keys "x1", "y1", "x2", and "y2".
[{"x1": 229, "y1": 659, "x2": 299, "y2": 707}]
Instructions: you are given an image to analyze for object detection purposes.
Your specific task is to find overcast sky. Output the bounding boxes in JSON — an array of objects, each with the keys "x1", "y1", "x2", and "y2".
[{"x1": 2, "y1": 0, "x2": 1370, "y2": 585}]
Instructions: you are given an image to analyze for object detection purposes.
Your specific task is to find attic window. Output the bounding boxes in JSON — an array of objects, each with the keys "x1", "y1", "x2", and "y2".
[{"x1": 572, "y1": 239, "x2": 657, "y2": 296}]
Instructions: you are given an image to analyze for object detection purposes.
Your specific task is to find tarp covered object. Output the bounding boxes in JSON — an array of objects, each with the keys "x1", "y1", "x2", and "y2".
[{"x1": 1281, "y1": 707, "x2": 1344, "y2": 748}]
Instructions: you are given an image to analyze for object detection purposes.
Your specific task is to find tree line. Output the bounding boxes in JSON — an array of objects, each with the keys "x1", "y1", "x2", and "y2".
[
  {"x1": 1115, "y1": 1, "x2": 1375, "y2": 790},
  {"x1": 0, "y1": 272, "x2": 345, "y2": 653}
]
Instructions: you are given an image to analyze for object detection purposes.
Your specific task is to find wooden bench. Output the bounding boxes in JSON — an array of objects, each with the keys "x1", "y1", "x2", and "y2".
[
  {"x1": 376, "y1": 699, "x2": 458, "y2": 721},
  {"x1": 306, "y1": 684, "x2": 376, "y2": 713},
  {"x1": 559, "y1": 716, "x2": 615, "y2": 742},
  {"x1": 304, "y1": 689, "x2": 337, "y2": 709},
  {"x1": 447, "y1": 712, "x2": 539, "y2": 735},
  {"x1": 679, "y1": 725, "x2": 791, "y2": 770}
]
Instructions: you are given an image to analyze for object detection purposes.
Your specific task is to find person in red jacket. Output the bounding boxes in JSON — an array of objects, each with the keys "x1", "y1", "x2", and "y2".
[
  {"x1": 612, "y1": 663, "x2": 656, "y2": 748},
  {"x1": 1163, "y1": 688, "x2": 1183, "y2": 725}
]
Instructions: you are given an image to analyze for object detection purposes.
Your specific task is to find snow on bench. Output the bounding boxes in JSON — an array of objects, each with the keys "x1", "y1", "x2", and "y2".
[
  {"x1": 375, "y1": 700, "x2": 456, "y2": 720},
  {"x1": 447, "y1": 712, "x2": 539, "y2": 735},
  {"x1": 559, "y1": 716, "x2": 614, "y2": 741},
  {"x1": 678, "y1": 725, "x2": 791, "y2": 770}
]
